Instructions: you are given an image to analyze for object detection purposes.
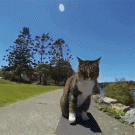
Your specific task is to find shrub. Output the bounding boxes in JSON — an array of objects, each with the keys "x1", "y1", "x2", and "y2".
[
  {"x1": 3, "y1": 71, "x2": 12, "y2": 80},
  {"x1": 104, "y1": 82, "x2": 134, "y2": 106},
  {"x1": 0, "y1": 69, "x2": 4, "y2": 77},
  {"x1": 99, "y1": 105, "x2": 125, "y2": 119}
]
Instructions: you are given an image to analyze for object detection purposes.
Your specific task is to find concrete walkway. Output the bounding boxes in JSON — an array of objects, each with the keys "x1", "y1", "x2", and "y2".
[
  {"x1": 0, "y1": 89, "x2": 135, "y2": 135},
  {"x1": 0, "y1": 89, "x2": 63, "y2": 135}
]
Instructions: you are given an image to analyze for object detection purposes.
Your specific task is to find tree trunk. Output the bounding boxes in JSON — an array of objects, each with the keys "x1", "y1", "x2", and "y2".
[{"x1": 19, "y1": 73, "x2": 22, "y2": 82}]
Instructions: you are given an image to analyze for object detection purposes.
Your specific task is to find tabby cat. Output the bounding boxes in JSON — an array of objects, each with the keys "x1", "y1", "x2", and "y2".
[{"x1": 60, "y1": 57, "x2": 101, "y2": 123}]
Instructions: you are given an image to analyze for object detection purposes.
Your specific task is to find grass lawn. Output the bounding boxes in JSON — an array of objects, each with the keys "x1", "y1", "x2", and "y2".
[{"x1": 0, "y1": 79, "x2": 61, "y2": 108}]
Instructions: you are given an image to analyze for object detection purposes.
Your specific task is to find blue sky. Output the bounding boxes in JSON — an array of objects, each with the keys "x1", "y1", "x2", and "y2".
[{"x1": 0, "y1": 0, "x2": 135, "y2": 83}]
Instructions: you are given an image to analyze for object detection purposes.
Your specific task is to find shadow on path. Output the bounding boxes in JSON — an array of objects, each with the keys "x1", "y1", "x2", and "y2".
[
  {"x1": 77, "y1": 113, "x2": 102, "y2": 133},
  {"x1": 55, "y1": 112, "x2": 103, "y2": 135}
]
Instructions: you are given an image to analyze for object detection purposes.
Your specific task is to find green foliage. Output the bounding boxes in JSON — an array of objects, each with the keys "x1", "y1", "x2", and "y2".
[
  {"x1": 55, "y1": 59, "x2": 74, "y2": 79},
  {"x1": 14, "y1": 64, "x2": 23, "y2": 78},
  {"x1": 1, "y1": 69, "x2": 11, "y2": 80},
  {"x1": 118, "y1": 118, "x2": 125, "y2": 123},
  {"x1": 50, "y1": 59, "x2": 74, "y2": 85},
  {"x1": 99, "y1": 105, "x2": 111, "y2": 112},
  {"x1": 98, "y1": 82, "x2": 110, "y2": 89},
  {"x1": 36, "y1": 63, "x2": 52, "y2": 85},
  {"x1": 2, "y1": 28, "x2": 74, "y2": 85},
  {"x1": 50, "y1": 38, "x2": 73, "y2": 66},
  {"x1": 34, "y1": 33, "x2": 53, "y2": 64},
  {"x1": 3, "y1": 27, "x2": 38, "y2": 82},
  {"x1": 104, "y1": 82, "x2": 134, "y2": 106},
  {"x1": 24, "y1": 65, "x2": 36, "y2": 81},
  {"x1": 99, "y1": 105, "x2": 134, "y2": 127},
  {"x1": 99, "y1": 105, "x2": 125, "y2": 119},
  {"x1": 4, "y1": 27, "x2": 36, "y2": 68},
  {"x1": 0, "y1": 69, "x2": 4, "y2": 77}
]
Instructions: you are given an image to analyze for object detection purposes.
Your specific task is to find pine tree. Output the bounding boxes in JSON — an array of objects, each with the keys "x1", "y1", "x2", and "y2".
[
  {"x1": 3, "y1": 27, "x2": 36, "y2": 81},
  {"x1": 49, "y1": 38, "x2": 74, "y2": 85},
  {"x1": 34, "y1": 33, "x2": 53, "y2": 84},
  {"x1": 49, "y1": 38, "x2": 73, "y2": 66},
  {"x1": 34, "y1": 33, "x2": 53, "y2": 64}
]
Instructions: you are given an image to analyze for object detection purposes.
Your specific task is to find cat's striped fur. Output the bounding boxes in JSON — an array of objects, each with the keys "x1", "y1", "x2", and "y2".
[{"x1": 60, "y1": 57, "x2": 101, "y2": 123}]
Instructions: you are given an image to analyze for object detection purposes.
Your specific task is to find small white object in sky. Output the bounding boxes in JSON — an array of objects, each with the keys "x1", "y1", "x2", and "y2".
[{"x1": 59, "y1": 4, "x2": 64, "y2": 12}]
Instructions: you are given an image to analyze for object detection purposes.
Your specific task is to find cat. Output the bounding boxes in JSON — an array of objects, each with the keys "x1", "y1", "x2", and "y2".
[{"x1": 60, "y1": 57, "x2": 101, "y2": 123}]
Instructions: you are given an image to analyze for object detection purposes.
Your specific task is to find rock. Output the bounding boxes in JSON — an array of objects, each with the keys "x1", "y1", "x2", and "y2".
[
  {"x1": 111, "y1": 103, "x2": 130, "y2": 112},
  {"x1": 120, "y1": 108, "x2": 135, "y2": 125},
  {"x1": 92, "y1": 94, "x2": 100, "y2": 102},
  {"x1": 102, "y1": 97, "x2": 117, "y2": 104},
  {"x1": 125, "y1": 108, "x2": 135, "y2": 117},
  {"x1": 125, "y1": 118, "x2": 135, "y2": 124},
  {"x1": 120, "y1": 116, "x2": 135, "y2": 124},
  {"x1": 97, "y1": 96, "x2": 117, "y2": 104},
  {"x1": 97, "y1": 96, "x2": 104, "y2": 103}
]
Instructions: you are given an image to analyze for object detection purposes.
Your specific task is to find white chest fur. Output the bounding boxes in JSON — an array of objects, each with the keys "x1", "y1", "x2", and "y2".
[{"x1": 76, "y1": 79, "x2": 95, "y2": 107}]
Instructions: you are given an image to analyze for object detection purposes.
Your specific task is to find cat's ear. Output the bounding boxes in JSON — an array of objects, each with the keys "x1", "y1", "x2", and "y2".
[
  {"x1": 95, "y1": 57, "x2": 101, "y2": 64},
  {"x1": 77, "y1": 57, "x2": 82, "y2": 62},
  {"x1": 97, "y1": 57, "x2": 101, "y2": 61}
]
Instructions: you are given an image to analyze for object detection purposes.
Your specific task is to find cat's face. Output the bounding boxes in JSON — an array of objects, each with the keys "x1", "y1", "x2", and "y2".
[{"x1": 77, "y1": 57, "x2": 101, "y2": 80}]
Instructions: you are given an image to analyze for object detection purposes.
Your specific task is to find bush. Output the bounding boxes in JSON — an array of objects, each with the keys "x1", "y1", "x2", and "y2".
[
  {"x1": 2, "y1": 71, "x2": 12, "y2": 80},
  {"x1": 104, "y1": 82, "x2": 134, "y2": 106},
  {"x1": 99, "y1": 105, "x2": 125, "y2": 119},
  {"x1": 0, "y1": 69, "x2": 4, "y2": 77}
]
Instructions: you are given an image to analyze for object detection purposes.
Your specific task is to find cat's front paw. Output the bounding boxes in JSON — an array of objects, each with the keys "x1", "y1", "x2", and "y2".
[
  {"x1": 82, "y1": 111, "x2": 89, "y2": 121},
  {"x1": 69, "y1": 113, "x2": 76, "y2": 123}
]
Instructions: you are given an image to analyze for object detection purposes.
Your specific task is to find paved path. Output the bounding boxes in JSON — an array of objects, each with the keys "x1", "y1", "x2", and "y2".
[
  {"x1": 0, "y1": 89, "x2": 63, "y2": 135},
  {"x1": 0, "y1": 89, "x2": 135, "y2": 135}
]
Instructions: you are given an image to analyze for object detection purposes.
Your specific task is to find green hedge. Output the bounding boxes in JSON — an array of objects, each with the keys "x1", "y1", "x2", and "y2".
[{"x1": 104, "y1": 82, "x2": 134, "y2": 106}]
